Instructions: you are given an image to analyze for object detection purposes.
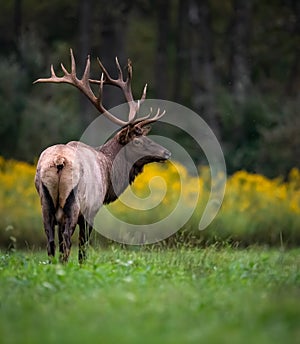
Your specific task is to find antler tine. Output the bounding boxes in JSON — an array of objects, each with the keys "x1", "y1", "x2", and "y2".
[
  {"x1": 97, "y1": 73, "x2": 104, "y2": 106},
  {"x1": 70, "y1": 48, "x2": 76, "y2": 75},
  {"x1": 155, "y1": 108, "x2": 166, "y2": 119},
  {"x1": 96, "y1": 58, "x2": 115, "y2": 85},
  {"x1": 126, "y1": 59, "x2": 133, "y2": 83},
  {"x1": 133, "y1": 107, "x2": 167, "y2": 127},
  {"x1": 115, "y1": 57, "x2": 124, "y2": 81},
  {"x1": 141, "y1": 84, "x2": 147, "y2": 102},
  {"x1": 82, "y1": 54, "x2": 91, "y2": 84},
  {"x1": 50, "y1": 65, "x2": 56, "y2": 78}
]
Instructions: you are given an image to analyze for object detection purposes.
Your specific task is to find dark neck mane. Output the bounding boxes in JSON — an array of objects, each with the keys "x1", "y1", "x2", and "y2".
[
  {"x1": 99, "y1": 136, "x2": 122, "y2": 159},
  {"x1": 100, "y1": 137, "x2": 157, "y2": 205},
  {"x1": 100, "y1": 132, "x2": 165, "y2": 205}
]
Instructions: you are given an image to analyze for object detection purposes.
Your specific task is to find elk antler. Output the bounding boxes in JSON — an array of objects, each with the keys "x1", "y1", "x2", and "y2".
[
  {"x1": 89, "y1": 57, "x2": 148, "y2": 122},
  {"x1": 34, "y1": 49, "x2": 166, "y2": 126}
]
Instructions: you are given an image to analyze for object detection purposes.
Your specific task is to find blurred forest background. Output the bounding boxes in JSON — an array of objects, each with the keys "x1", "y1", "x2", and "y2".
[{"x1": 0, "y1": 0, "x2": 299, "y2": 177}]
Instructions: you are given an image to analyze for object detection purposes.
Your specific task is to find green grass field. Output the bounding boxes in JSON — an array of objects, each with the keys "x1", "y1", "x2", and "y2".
[{"x1": 0, "y1": 247, "x2": 299, "y2": 344}]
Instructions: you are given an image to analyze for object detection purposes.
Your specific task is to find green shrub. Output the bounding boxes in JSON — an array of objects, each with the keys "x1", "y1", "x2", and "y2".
[{"x1": 0, "y1": 157, "x2": 299, "y2": 248}]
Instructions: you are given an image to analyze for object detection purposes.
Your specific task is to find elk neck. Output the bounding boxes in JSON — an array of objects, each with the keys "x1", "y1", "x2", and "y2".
[
  {"x1": 99, "y1": 135, "x2": 123, "y2": 161},
  {"x1": 100, "y1": 135, "x2": 133, "y2": 204}
]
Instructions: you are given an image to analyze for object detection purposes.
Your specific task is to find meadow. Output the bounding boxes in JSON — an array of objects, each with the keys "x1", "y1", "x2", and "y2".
[{"x1": 0, "y1": 247, "x2": 299, "y2": 344}]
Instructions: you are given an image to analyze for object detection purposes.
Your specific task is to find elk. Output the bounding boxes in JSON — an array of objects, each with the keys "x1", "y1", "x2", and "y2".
[{"x1": 34, "y1": 49, "x2": 170, "y2": 263}]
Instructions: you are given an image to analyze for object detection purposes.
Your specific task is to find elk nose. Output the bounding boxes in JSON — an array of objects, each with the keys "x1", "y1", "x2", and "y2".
[{"x1": 163, "y1": 149, "x2": 171, "y2": 159}]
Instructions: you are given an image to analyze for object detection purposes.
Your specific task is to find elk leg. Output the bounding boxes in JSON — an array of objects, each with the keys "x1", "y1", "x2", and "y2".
[
  {"x1": 41, "y1": 184, "x2": 56, "y2": 260},
  {"x1": 57, "y1": 220, "x2": 72, "y2": 263},
  {"x1": 42, "y1": 208, "x2": 56, "y2": 260},
  {"x1": 61, "y1": 222, "x2": 72, "y2": 263},
  {"x1": 78, "y1": 215, "x2": 86, "y2": 263},
  {"x1": 62, "y1": 230, "x2": 71, "y2": 263},
  {"x1": 78, "y1": 216, "x2": 93, "y2": 264},
  {"x1": 58, "y1": 189, "x2": 79, "y2": 263},
  {"x1": 60, "y1": 210, "x2": 79, "y2": 263},
  {"x1": 58, "y1": 223, "x2": 64, "y2": 258}
]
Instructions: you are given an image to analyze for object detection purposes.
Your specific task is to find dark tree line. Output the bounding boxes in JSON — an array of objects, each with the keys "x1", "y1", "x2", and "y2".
[{"x1": 0, "y1": 0, "x2": 299, "y2": 177}]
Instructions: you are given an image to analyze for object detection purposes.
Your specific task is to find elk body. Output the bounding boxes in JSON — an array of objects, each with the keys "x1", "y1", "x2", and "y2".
[{"x1": 34, "y1": 50, "x2": 170, "y2": 263}]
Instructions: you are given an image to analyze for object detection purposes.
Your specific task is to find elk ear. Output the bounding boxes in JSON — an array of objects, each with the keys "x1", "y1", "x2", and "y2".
[
  {"x1": 133, "y1": 123, "x2": 151, "y2": 136},
  {"x1": 141, "y1": 125, "x2": 151, "y2": 135},
  {"x1": 133, "y1": 126, "x2": 143, "y2": 136},
  {"x1": 118, "y1": 126, "x2": 131, "y2": 145}
]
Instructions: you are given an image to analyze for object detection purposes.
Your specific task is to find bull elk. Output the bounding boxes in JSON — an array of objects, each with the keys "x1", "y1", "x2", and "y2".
[{"x1": 34, "y1": 49, "x2": 170, "y2": 263}]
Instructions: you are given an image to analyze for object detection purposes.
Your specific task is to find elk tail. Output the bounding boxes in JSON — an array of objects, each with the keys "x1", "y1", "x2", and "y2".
[{"x1": 55, "y1": 156, "x2": 65, "y2": 172}]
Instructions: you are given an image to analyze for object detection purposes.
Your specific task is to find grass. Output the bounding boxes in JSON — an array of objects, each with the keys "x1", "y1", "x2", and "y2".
[{"x1": 0, "y1": 247, "x2": 299, "y2": 344}]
